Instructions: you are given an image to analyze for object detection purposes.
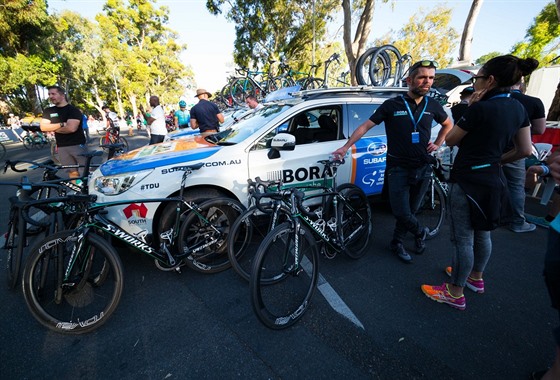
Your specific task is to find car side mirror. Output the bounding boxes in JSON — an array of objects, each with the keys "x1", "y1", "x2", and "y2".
[{"x1": 268, "y1": 133, "x2": 295, "y2": 159}]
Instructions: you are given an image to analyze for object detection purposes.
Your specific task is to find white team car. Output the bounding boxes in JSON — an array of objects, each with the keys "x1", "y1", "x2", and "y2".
[{"x1": 89, "y1": 75, "x2": 471, "y2": 241}]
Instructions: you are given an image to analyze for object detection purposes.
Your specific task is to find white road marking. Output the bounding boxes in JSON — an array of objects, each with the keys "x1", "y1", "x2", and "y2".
[{"x1": 302, "y1": 255, "x2": 364, "y2": 330}]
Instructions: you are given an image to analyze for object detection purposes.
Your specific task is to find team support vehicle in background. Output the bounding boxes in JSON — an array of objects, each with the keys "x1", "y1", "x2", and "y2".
[{"x1": 89, "y1": 70, "x2": 472, "y2": 243}]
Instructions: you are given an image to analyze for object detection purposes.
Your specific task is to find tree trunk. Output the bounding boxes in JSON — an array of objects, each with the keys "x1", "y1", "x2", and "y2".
[
  {"x1": 26, "y1": 83, "x2": 41, "y2": 114},
  {"x1": 458, "y1": 0, "x2": 484, "y2": 64},
  {"x1": 342, "y1": 0, "x2": 376, "y2": 86},
  {"x1": 548, "y1": 1, "x2": 560, "y2": 121}
]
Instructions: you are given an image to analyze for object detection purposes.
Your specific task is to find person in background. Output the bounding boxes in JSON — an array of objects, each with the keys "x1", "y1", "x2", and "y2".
[
  {"x1": 502, "y1": 78, "x2": 546, "y2": 233},
  {"x1": 531, "y1": 150, "x2": 560, "y2": 380},
  {"x1": 40, "y1": 85, "x2": 88, "y2": 180},
  {"x1": 333, "y1": 60, "x2": 453, "y2": 263},
  {"x1": 102, "y1": 105, "x2": 119, "y2": 130},
  {"x1": 190, "y1": 88, "x2": 224, "y2": 136},
  {"x1": 140, "y1": 95, "x2": 167, "y2": 144},
  {"x1": 450, "y1": 86, "x2": 474, "y2": 123},
  {"x1": 7, "y1": 113, "x2": 19, "y2": 129},
  {"x1": 174, "y1": 100, "x2": 191, "y2": 129},
  {"x1": 81, "y1": 114, "x2": 90, "y2": 143},
  {"x1": 421, "y1": 55, "x2": 535, "y2": 311},
  {"x1": 245, "y1": 95, "x2": 263, "y2": 111},
  {"x1": 126, "y1": 114, "x2": 134, "y2": 136}
]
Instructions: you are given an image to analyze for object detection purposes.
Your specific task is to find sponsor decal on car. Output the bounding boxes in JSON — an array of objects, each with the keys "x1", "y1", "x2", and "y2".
[
  {"x1": 354, "y1": 137, "x2": 387, "y2": 194},
  {"x1": 123, "y1": 203, "x2": 148, "y2": 225}
]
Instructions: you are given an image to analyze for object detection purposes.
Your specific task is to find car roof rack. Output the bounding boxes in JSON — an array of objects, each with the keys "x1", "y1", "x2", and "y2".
[{"x1": 292, "y1": 86, "x2": 409, "y2": 100}]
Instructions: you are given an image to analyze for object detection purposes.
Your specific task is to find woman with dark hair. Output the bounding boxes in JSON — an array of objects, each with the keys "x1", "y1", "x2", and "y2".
[{"x1": 421, "y1": 55, "x2": 536, "y2": 310}]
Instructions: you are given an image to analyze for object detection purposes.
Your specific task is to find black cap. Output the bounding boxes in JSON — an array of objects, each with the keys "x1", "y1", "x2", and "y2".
[{"x1": 460, "y1": 86, "x2": 474, "y2": 95}]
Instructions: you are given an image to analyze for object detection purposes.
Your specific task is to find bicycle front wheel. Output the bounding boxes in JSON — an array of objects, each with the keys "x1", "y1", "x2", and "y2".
[
  {"x1": 5, "y1": 212, "x2": 23, "y2": 289},
  {"x1": 0, "y1": 142, "x2": 6, "y2": 161},
  {"x1": 178, "y1": 198, "x2": 245, "y2": 274},
  {"x1": 22, "y1": 230, "x2": 124, "y2": 334},
  {"x1": 336, "y1": 184, "x2": 372, "y2": 259},
  {"x1": 415, "y1": 179, "x2": 446, "y2": 239},
  {"x1": 250, "y1": 222, "x2": 319, "y2": 330},
  {"x1": 227, "y1": 204, "x2": 291, "y2": 282}
]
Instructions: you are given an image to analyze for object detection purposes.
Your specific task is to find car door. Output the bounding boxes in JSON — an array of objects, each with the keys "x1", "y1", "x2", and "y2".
[
  {"x1": 246, "y1": 105, "x2": 348, "y2": 190},
  {"x1": 343, "y1": 102, "x2": 387, "y2": 196}
]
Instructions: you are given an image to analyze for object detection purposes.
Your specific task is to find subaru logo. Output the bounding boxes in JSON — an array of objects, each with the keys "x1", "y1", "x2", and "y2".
[{"x1": 367, "y1": 141, "x2": 387, "y2": 156}]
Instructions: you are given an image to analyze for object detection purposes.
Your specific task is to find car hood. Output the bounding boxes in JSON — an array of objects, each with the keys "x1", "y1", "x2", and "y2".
[{"x1": 99, "y1": 135, "x2": 221, "y2": 175}]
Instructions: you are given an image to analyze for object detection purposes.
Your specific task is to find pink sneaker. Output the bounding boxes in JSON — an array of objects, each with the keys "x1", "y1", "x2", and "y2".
[
  {"x1": 445, "y1": 267, "x2": 485, "y2": 293},
  {"x1": 421, "y1": 283, "x2": 466, "y2": 310}
]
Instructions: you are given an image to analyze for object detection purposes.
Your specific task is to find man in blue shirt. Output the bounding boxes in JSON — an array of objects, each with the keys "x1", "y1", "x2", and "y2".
[
  {"x1": 190, "y1": 88, "x2": 224, "y2": 136},
  {"x1": 174, "y1": 100, "x2": 190, "y2": 129}
]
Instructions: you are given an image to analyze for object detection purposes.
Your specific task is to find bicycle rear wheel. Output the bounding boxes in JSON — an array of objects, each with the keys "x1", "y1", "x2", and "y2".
[
  {"x1": 230, "y1": 78, "x2": 257, "y2": 106},
  {"x1": 178, "y1": 197, "x2": 245, "y2": 274},
  {"x1": 336, "y1": 184, "x2": 372, "y2": 259},
  {"x1": 117, "y1": 136, "x2": 129, "y2": 153},
  {"x1": 415, "y1": 179, "x2": 446, "y2": 239},
  {"x1": 23, "y1": 137, "x2": 33, "y2": 150},
  {"x1": 22, "y1": 230, "x2": 123, "y2": 334},
  {"x1": 303, "y1": 78, "x2": 324, "y2": 90},
  {"x1": 250, "y1": 222, "x2": 319, "y2": 330},
  {"x1": 227, "y1": 204, "x2": 291, "y2": 282}
]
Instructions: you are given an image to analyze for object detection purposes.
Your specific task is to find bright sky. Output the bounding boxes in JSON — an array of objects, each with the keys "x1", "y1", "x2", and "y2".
[{"x1": 50, "y1": 0, "x2": 551, "y2": 94}]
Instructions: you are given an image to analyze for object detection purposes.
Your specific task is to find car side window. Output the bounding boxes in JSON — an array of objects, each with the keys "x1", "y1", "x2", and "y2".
[
  {"x1": 347, "y1": 104, "x2": 385, "y2": 137},
  {"x1": 292, "y1": 107, "x2": 341, "y2": 145}
]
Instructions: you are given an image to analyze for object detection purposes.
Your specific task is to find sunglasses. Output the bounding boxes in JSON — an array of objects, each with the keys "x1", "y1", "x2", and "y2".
[
  {"x1": 410, "y1": 60, "x2": 438, "y2": 72},
  {"x1": 472, "y1": 75, "x2": 489, "y2": 83}
]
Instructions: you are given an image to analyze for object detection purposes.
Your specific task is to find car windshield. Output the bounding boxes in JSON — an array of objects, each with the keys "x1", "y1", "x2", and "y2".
[{"x1": 215, "y1": 104, "x2": 292, "y2": 145}]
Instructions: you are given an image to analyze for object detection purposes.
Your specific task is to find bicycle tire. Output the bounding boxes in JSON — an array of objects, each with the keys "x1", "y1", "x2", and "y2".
[
  {"x1": 415, "y1": 178, "x2": 446, "y2": 239},
  {"x1": 5, "y1": 212, "x2": 23, "y2": 289},
  {"x1": 230, "y1": 78, "x2": 256, "y2": 106},
  {"x1": 227, "y1": 204, "x2": 291, "y2": 282},
  {"x1": 335, "y1": 184, "x2": 372, "y2": 259},
  {"x1": 0, "y1": 142, "x2": 6, "y2": 161},
  {"x1": 23, "y1": 137, "x2": 33, "y2": 150},
  {"x1": 99, "y1": 136, "x2": 110, "y2": 148},
  {"x1": 117, "y1": 136, "x2": 129, "y2": 153},
  {"x1": 22, "y1": 230, "x2": 123, "y2": 334},
  {"x1": 177, "y1": 197, "x2": 245, "y2": 274},
  {"x1": 303, "y1": 78, "x2": 324, "y2": 90},
  {"x1": 369, "y1": 45, "x2": 403, "y2": 87},
  {"x1": 250, "y1": 222, "x2": 319, "y2": 330},
  {"x1": 355, "y1": 47, "x2": 378, "y2": 86}
]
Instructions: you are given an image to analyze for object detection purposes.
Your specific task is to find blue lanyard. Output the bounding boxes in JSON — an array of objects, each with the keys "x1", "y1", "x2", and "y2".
[
  {"x1": 401, "y1": 95, "x2": 428, "y2": 132},
  {"x1": 488, "y1": 93, "x2": 510, "y2": 100}
]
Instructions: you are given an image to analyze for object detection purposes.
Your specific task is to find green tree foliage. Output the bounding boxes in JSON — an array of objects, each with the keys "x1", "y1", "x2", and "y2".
[
  {"x1": 380, "y1": 5, "x2": 458, "y2": 69},
  {"x1": 475, "y1": 51, "x2": 501, "y2": 66},
  {"x1": 0, "y1": 0, "x2": 57, "y2": 114},
  {"x1": 206, "y1": 0, "x2": 337, "y2": 72},
  {"x1": 96, "y1": 0, "x2": 190, "y2": 116},
  {"x1": 511, "y1": 2, "x2": 560, "y2": 65}
]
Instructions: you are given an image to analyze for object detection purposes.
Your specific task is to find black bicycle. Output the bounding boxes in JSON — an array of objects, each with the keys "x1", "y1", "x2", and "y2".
[
  {"x1": 21, "y1": 163, "x2": 245, "y2": 334},
  {"x1": 2, "y1": 151, "x2": 106, "y2": 290},
  {"x1": 249, "y1": 158, "x2": 372, "y2": 329},
  {"x1": 415, "y1": 154, "x2": 450, "y2": 239}
]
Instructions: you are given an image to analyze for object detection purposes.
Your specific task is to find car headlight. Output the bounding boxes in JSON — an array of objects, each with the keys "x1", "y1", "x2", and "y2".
[{"x1": 93, "y1": 169, "x2": 153, "y2": 196}]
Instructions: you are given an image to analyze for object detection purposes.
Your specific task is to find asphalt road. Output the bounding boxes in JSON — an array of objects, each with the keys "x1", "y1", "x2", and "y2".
[{"x1": 0, "y1": 133, "x2": 556, "y2": 379}]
